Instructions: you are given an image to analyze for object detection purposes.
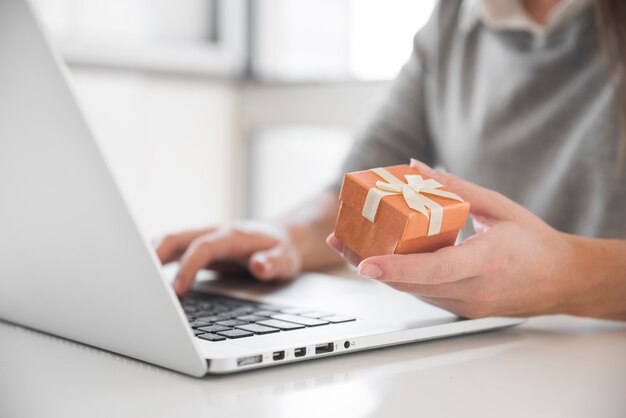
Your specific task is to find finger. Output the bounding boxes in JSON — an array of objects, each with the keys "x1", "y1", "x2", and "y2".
[
  {"x1": 471, "y1": 214, "x2": 492, "y2": 234},
  {"x1": 205, "y1": 261, "x2": 249, "y2": 275},
  {"x1": 174, "y1": 229, "x2": 272, "y2": 294},
  {"x1": 340, "y1": 246, "x2": 363, "y2": 267},
  {"x1": 248, "y1": 244, "x2": 301, "y2": 281},
  {"x1": 326, "y1": 234, "x2": 343, "y2": 254},
  {"x1": 358, "y1": 238, "x2": 488, "y2": 284},
  {"x1": 409, "y1": 159, "x2": 532, "y2": 224},
  {"x1": 174, "y1": 238, "x2": 232, "y2": 295},
  {"x1": 326, "y1": 234, "x2": 363, "y2": 267},
  {"x1": 155, "y1": 228, "x2": 215, "y2": 264}
]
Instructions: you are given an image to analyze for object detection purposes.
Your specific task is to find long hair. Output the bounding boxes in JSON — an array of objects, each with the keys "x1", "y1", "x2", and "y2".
[{"x1": 594, "y1": 0, "x2": 626, "y2": 170}]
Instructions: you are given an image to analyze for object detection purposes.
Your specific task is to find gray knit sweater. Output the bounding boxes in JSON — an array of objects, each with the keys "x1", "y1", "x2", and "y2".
[{"x1": 338, "y1": 0, "x2": 624, "y2": 239}]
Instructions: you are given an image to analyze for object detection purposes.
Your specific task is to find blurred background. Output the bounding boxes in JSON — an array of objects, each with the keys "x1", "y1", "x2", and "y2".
[{"x1": 31, "y1": 0, "x2": 436, "y2": 238}]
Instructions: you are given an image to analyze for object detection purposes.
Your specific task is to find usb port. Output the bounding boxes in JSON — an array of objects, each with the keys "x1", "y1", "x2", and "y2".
[
  {"x1": 294, "y1": 347, "x2": 306, "y2": 357},
  {"x1": 272, "y1": 351, "x2": 285, "y2": 361},
  {"x1": 315, "y1": 343, "x2": 334, "y2": 355},
  {"x1": 237, "y1": 355, "x2": 262, "y2": 367}
]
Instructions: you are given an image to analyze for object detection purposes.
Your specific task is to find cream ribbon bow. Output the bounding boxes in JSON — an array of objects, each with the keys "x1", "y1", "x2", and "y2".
[{"x1": 362, "y1": 167, "x2": 464, "y2": 236}]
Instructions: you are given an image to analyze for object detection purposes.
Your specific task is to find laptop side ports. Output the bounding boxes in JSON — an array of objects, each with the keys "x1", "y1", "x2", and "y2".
[
  {"x1": 315, "y1": 343, "x2": 334, "y2": 354},
  {"x1": 236, "y1": 355, "x2": 262, "y2": 367}
]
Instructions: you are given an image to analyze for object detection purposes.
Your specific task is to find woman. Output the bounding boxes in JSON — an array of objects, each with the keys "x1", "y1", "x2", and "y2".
[{"x1": 156, "y1": 0, "x2": 626, "y2": 320}]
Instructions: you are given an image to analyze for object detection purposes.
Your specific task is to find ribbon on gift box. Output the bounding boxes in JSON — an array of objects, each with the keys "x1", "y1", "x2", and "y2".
[{"x1": 362, "y1": 167, "x2": 464, "y2": 236}]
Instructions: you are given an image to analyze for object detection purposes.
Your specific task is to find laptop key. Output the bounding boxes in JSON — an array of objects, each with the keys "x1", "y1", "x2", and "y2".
[
  {"x1": 190, "y1": 320, "x2": 211, "y2": 329},
  {"x1": 197, "y1": 325, "x2": 230, "y2": 333},
  {"x1": 271, "y1": 314, "x2": 329, "y2": 327},
  {"x1": 193, "y1": 330, "x2": 205, "y2": 336},
  {"x1": 217, "y1": 329, "x2": 254, "y2": 339},
  {"x1": 253, "y1": 310, "x2": 277, "y2": 317},
  {"x1": 228, "y1": 306, "x2": 255, "y2": 315},
  {"x1": 300, "y1": 311, "x2": 332, "y2": 319},
  {"x1": 235, "y1": 323, "x2": 280, "y2": 335},
  {"x1": 196, "y1": 315, "x2": 229, "y2": 323},
  {"x1": 215, "y1": 319, "x2": 248, "y2": 327},
  {"x1": 193, "y1": 310, "x2": 217, "y2": 317},
  {"x1": 256, "y1": 304, "x2": 284, "y2": 311},
  {"x1": 280, "y1": 308, "x2": 310, "y2": 315},
  {"x1": 181, "y1": 300, "x2": 196, "y2": 305},
  {"x1": 257, "y1": 319, "x2": 305, "y2": 330},
  {"x1": 198, "y1": 333, "x2": 227, "y2": 342},
  {"x1": 322, "y1": 315, "x2": 356, "y2": 323},
  {"x1": 211, "y1": 312, "x2": 237, "y2": 319},
  {"x1": 237, "y1": 314, "x2": 268, "y2": 322}
]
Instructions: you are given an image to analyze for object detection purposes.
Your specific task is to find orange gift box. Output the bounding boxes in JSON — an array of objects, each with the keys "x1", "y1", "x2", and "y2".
[{"x1": 334, "y1": 164, "x2": 470, "y2": 259}]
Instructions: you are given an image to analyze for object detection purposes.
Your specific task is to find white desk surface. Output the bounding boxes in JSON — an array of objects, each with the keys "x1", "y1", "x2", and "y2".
[{"x1": 1, "y1": 293, "x2": 625, "y2": 418}]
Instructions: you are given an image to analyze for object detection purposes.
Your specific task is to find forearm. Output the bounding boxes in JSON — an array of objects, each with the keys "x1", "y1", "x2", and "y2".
[
  {"x1": 276, "y1": 191, "x2": 344, "y2": 272},
  {"x1": 566, "y1": 235, "x2": 626, "y2": 321}
]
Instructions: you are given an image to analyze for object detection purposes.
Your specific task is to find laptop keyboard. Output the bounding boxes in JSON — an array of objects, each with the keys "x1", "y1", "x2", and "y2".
[{"x1": 181, "y1": 292, "x2": 356, "y2": 342}]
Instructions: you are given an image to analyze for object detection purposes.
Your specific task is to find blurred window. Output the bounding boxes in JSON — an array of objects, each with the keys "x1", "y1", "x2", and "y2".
[
  {"x1": 252, "y1": 0, "x2": 437, "y2": 81},
  {"x1": 30, "y1": 0, "x2": 246, "y2": 75},
  {"x1": 34, "y1": 0, "x2": 222, "y2": 44}
]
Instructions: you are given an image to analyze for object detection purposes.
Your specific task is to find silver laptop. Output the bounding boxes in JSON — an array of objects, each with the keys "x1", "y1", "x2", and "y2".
[{"x1": 0, "y1": 0, "x2": 523, "y2": 376}]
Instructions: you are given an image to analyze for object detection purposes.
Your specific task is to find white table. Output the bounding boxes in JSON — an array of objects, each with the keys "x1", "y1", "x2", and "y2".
[{"x1": 1, "y1": 296, "x2": 625, "y2": 418}]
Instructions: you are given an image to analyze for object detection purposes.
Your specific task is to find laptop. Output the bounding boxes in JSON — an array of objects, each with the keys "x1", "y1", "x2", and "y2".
[{"x1": 0, "y1": 0, "x2": 523, "y2": 376}]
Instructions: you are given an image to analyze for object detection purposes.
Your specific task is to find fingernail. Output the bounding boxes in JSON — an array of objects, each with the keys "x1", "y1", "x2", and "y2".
[
  {"x1": 326, "y1": 235, "x2": 344, "y2": 253},
  {"x1": 254, "y1": 255, "x2": 272, "y2": 272},
  {"x1": 358, "y1": 262, "x2": 383, "y2": 279},
  {"x1": 410, "y1": 158, "x2": 436, "y2": 176}
]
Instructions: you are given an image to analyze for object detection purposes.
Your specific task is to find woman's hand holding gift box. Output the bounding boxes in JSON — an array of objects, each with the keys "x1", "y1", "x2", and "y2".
[{"x1": 328, "y1": 159, "x2": 607, "y2": 319}]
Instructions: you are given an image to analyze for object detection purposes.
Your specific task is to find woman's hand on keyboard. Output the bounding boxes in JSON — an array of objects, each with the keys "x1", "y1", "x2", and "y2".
[{"x1": 155, "y1": 221, "x2": 302, "y2": 295}]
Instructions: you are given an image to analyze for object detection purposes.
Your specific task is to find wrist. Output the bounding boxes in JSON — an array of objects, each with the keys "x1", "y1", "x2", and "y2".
[
  {"x1": 556, "y1": 233, "x2": 595, "y2": 317},
  {"x1": 283, "y1": 221, "x2": 344, "y2": 273},
  {"x1": 271, "y1": 192, "x2": 344, "y2": 272},
  {"x1": 559, "y1": 234, "x2": 626, "y2": 320}
]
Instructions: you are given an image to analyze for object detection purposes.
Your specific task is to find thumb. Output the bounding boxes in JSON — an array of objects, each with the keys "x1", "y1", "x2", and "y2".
[
  {"x1": 248, "y1": 243, "x2": 301, "y2": 281},
  {"x1": 409, "y1": 159, "x2": 533, "y2": 224}
]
